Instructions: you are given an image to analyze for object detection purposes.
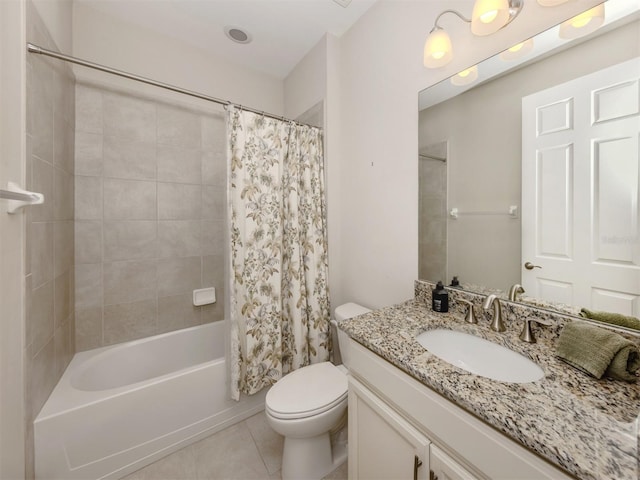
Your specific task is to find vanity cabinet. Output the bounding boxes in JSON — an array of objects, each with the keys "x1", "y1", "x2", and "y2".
[{"x1": 347, "y1": 340, "x2": 573, "y2": 480}]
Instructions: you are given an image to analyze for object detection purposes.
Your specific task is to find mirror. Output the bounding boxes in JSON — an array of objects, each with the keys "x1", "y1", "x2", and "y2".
[{"x1": 418, "y1": 0, "x2": 640, "y2": 320}]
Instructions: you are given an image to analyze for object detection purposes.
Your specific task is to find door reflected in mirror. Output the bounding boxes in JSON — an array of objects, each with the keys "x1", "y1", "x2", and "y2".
[{"x1": 418, "y1": 1, "x2": 640, "y2": 318}]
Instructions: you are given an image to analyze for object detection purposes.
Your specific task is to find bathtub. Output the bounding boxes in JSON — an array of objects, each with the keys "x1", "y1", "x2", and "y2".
[{"x1": 34, "y1": 322, "x2": 266, "y2": 480}]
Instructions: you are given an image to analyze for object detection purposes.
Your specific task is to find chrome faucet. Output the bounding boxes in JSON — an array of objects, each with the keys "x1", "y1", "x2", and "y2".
[
  {"x1": 519, "y1": 318, "x2": 552, "y2": 343},
  {"x1": 482, "y1": 294, "x2": 506, "y2": 332},
  {"x1": 508, "y1": 284, "x2": 525, "y2": 302}
]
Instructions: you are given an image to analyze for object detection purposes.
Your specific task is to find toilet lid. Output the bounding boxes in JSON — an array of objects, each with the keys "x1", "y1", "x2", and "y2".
[{"x1": 266, "y1": 362, "x2": 347, "y2": 420}]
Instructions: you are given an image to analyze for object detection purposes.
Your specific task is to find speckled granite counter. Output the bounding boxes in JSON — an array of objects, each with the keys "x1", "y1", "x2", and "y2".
[{"x1": 338, "y1": 282, "x2": 640, "y2": 480}]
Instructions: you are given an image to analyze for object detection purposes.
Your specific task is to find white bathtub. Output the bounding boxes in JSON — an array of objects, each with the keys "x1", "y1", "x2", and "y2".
[{"x1": 34, "y1": 322, "x2": 266, "y2": 480}]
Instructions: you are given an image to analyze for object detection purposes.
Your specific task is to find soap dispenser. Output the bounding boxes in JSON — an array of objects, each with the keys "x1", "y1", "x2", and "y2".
[
  {"x1": 450, "y1": 276, "x2": 460, "y2": 288},
  {"x1": 432, "y1": 281, "x2": 449, "y2": 313}
]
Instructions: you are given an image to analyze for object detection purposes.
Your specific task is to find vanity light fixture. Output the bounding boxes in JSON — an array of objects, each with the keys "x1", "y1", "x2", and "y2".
[
  {"x1": 423, "y1": 0, "x2": 523, "y2": 68},
  {"x1": 451, "y1": 65, "x2": 479, "y2": 86},
  {"x1": 499, "y1": 37, "x2": 534, "y2": 61},
  {"x1": 559, "y1": 4, "x2": 605, "y2": 39}
]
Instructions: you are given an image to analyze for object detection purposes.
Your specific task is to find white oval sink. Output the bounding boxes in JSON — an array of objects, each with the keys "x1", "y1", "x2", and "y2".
[{"x1": 416, "y1": 329, "x2": 544, "y2": 383}]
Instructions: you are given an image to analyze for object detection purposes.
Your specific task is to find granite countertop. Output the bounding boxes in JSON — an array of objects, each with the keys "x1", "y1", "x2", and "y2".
[{"x1": 338, "y1": 298, "x2": 640, "y2": 480}]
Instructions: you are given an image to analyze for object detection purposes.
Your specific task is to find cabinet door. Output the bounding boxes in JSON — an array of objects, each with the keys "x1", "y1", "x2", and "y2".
[
  {"x1": 430, "y1": 445, "x2": 477, "y2": 480},
  {"x1": 349, "y1": 377, "x2": 430, "y2": 480}
]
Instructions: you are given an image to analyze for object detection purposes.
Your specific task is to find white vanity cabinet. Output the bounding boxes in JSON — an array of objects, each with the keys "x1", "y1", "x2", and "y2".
[{"x1": 347, "y1": 341, "x2": 573, "y2": 480}]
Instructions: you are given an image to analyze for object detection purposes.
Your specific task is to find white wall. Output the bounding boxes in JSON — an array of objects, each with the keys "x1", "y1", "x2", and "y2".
[
  {"x1": 334, "y1": 0, "x2": 603, "y2": 309},
  {"x1": 32, "y1": 0, "x2": 72, "y2": 52},
  {"x1": 72, "y1": 2, "x2": 284, "y2": 115},
  {"x1": 0, "y1": 2, "x2": 26, "y2": 477}
]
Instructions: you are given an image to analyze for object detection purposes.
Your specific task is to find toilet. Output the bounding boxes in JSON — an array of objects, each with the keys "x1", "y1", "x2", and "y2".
[{"x1": 265, "y1": 303, "x2": 371, "y2": 480}]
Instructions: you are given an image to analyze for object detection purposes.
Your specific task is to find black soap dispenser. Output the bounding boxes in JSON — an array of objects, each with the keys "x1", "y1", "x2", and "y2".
[
  {"x1": 450, "y1": 276, "x2": 460, "y2": 288},
  {"x1": 432, "y1": 281, "x2": 449, "y2": 313}
]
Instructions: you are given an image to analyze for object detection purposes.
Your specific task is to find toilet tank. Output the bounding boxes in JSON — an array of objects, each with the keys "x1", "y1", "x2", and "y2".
[{"x1": 332, "y1": 303, "x2": 371, "y2": 369}]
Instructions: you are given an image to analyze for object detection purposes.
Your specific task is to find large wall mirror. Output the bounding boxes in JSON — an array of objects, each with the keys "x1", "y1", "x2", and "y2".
[{"x1": 418, "y1": 0, "x2": 640, "y2": 319}]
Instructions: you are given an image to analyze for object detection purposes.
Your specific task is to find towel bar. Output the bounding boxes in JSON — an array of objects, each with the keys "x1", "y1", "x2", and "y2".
[{"x1": 1, "y1": 182, "x2": 44, "y2": 214}]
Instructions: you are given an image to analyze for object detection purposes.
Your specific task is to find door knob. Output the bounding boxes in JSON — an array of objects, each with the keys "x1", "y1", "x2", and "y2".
[{"x1": 524, "y1": 262, "x2": 541, "y2": 270}]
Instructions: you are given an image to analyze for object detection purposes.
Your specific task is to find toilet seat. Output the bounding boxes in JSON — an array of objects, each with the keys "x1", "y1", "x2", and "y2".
[{"x1": 266, "y1": 362, "x2": 347, "y2": 420}]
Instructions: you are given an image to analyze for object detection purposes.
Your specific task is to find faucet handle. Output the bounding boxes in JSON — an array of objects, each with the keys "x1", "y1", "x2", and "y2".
[
  {"x1": 460, "y1": 300, "x2": 477, "y2": 324},
  {"x1": 519, "y1": 318, "x2": 552, "y2": 343}
]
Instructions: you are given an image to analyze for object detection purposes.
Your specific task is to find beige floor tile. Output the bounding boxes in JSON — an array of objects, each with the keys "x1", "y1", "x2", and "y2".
[
  {"x1": 191, "y1": 422, "x2": 270, "y2": 480},
  {"x1": 245, "y1": 412, "x2": 284, "y2": 475},
  {"x1": 322, "y1": 461, "x2": 348, "y2": 480}
]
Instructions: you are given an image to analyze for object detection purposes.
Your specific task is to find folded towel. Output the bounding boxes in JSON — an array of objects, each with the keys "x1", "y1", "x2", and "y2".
[
  {"x1": 556, "y1": 322, "x2": 640, "y2": 382},
  {"x1": 580, "y1": 308, "x2": 640, "y2": 331}
]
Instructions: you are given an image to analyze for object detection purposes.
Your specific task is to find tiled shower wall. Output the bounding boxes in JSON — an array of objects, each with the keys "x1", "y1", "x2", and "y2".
[
  {"x1": 25, "y1": 2, "x2": 76, "y2": 477},
  {"x1": 418, "y1": 142, "x2": 447, "y2": 283},
  {"x1": 74, "y1": 84, "x2": 227, "y2": 351}
]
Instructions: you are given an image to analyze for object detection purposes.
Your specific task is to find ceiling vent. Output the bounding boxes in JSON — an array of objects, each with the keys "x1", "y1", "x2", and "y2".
[{"x1": 224, "y1": 26, "x2": 252, "y2": 44}]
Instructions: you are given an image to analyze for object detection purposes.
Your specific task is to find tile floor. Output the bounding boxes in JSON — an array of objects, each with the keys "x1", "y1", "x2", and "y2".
[{"x1": 122, "y1": 412, "x2": 348, "y2": 480}]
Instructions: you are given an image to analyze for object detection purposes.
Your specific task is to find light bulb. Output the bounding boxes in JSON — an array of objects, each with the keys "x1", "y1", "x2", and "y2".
[
  {"x1": 559, "y1": 4, "x2": 605, "y2": 39},
  {"x1": 499, "y1": 38, "x2": 534, "y2": 61},
  {"x1": 451, "y1": 65, "x2": 478, "y2": 86},
  {"x1": 424, "y1": 28, "x2": 453, "y2": 68},
  {"x1": 471, "y1": 0, "x2": 509, "y2": 36}
]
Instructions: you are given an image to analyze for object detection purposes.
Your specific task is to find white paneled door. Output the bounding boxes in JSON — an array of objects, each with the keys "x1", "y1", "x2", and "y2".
[{"x1": 522, "y1": 57, "x2": 640, "y2": 316}]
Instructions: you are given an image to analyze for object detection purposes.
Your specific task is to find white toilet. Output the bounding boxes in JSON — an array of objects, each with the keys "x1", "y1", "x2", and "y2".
[{"x1": 265, "y1": 303, "x2": 371, "y2": 480}]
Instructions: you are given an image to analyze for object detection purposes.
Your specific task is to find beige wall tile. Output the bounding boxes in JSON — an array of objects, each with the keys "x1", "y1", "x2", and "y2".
[
  {"x1": 103, "y1": 93, "x2": 156, "y2": 143},
  {"x1": 75, "y1": 221, "x2": 102, "y2": 264},
  {"x1": 54, "y1": 220, "x2": 74, "y2": 277},
  {"x1": 202, "y1": 254, "x2": 224, "y2": 288},
  {"x1": 53, "y1": 167, "x2": 74, "y2": 221},
  {"x1": 53, "y1": 113, "x2": 74, "y2": 174},
  {"x1": 157, "y1": 256, "x2": 201, "y2": 297},
  {"x1": 75, "y1": 131, "x2": 103, "y2": 176},
  {"x1": 103, "y1": 138, "x2": 156, "y2": 181},
  {"x1": 31, "y1": 156, "x2": 54, "y2": 222},
  {"x1": 201, "y1": 150, "x2": 226, "y2": 186},
  {"x1": 201, "y1": 220, "x2": 223, "y2": 256},
  {"x1": 157, "y1": 146, "x2": 201, "y2": 184},
  {"x1": 202, "y1": 186, "x2": 225, "y2": 220},
  {"x1": 31, "y1": 221, "x2": 53, "y2": 289},
  {"x1": 75, "y1": 307, "x2": 103, "y2": 351},
  {"x1": 104, "y1": 299, "x2": 157, "y2": 345},
  {"x1": 157, "y1": 105, "x2": 201, "y2": 148},
  {"x1": 158, "y1": 220, "x2": 201, "y2": 258},
  {"x1": 103, "y1": 260, "x2": 156, "y2": 305},
  {"x1": 157, "y1": 294, "x2": 201, "y2": 333},
  {"x1": 30, "y1": 103, "x2": 53, "y2": 164},
  {"x1": 54, "y1": 270, "x2": 72, "y2": 328},
  {"x1": 201, "y1": 296, "x2": 224, "y2": 324},
  {"x1": 75, "y1": 263, "x2": 103, "y2": 308},
  {"x1": 201, "y1": 113, "x2": 226, "y2": 151},
  {"x1": 75, "y1": 175, "x2": 103, "y2": 220},
  {"x1": 29, "y1": 281, "x2": 54, "y2": 354},
  {"x1": 75, "y1": 84, "x2": 103, "y2": 135},
  {"x1": 28, "y1": 339, "x2": 56, "y2": 420},
  {"x1": 104, "y1": 178, "x2": 156, "y2": 220},
  {"x1": 53, "y1": 320, "x2": 72, "y2": 379},
  {"x1": 158, "y1": 183, "x2": 201, "y2": 220},
  {"x1": 103, "y1": 220, "x2": 158, "y2": 261}
]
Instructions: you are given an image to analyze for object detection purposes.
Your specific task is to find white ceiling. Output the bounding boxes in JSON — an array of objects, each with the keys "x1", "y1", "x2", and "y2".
[{"x1": 75, "y1": 0, "x2": 378, "y2": 79}]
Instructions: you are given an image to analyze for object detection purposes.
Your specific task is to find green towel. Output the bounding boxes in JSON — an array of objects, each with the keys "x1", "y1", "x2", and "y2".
[
  {"x1": 580, "y1": 308, "x2": 640, "y2": 331},
  {"x1": 556, "y1": 322, "x2": 640, "y2": 382}
]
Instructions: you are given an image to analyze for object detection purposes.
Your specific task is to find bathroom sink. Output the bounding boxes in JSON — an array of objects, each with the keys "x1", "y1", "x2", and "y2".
[{"x1": 416, "y1": 329, "x2": 544, "y2": 383}]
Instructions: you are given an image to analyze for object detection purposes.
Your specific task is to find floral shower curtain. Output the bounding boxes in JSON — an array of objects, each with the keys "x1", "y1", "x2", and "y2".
[{"x1": 227, "y1": 106, "x2": 331, "y2": 400}]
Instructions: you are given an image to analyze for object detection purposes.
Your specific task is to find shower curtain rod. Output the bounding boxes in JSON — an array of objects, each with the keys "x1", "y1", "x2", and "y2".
[{"x1": 26, "y1": 43, "x2": 316, "y2": 128}]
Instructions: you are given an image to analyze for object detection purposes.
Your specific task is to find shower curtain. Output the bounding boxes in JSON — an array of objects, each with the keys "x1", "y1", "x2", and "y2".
[{"x1": 227, "y1": 107, "x2": 330, "y2": 400}]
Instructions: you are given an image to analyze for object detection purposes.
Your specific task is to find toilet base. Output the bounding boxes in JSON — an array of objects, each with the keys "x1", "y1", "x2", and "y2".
[{"x1": 281, "y1": 432, "x2": 347, "y2": 480}]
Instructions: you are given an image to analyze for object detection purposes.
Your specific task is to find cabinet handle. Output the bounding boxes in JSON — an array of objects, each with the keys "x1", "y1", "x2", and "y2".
[
  {"x1": 429, "y1": 470, "x2": 438, "y2": 480},
  {"x1": 414, "y1": 455, "x2": 423, "y2": 480}
]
